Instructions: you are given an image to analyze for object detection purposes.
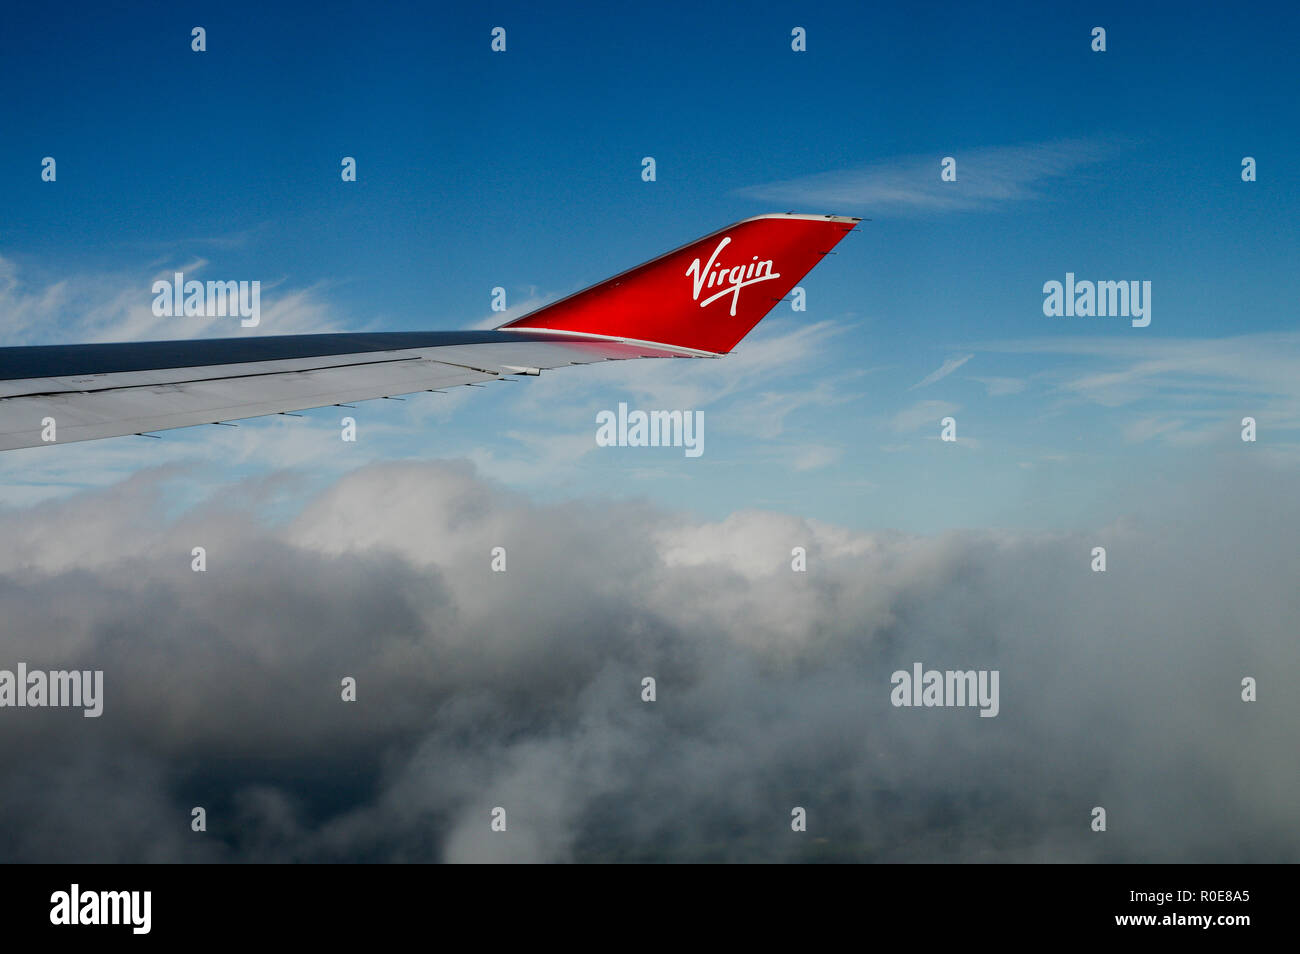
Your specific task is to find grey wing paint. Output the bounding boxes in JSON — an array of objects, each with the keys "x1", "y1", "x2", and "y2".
[{"x1": 0, "y1": 332, "x2": 702, "y2": 451}]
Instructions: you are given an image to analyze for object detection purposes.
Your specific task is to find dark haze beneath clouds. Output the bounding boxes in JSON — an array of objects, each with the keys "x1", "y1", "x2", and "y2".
[{"x1": 0, "y1": 458, "x2": 1295, "y2": 862}]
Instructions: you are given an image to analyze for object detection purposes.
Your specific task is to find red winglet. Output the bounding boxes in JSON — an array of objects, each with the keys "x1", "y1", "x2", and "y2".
[{"x1": 499, "y1": 213, "x2": 858, "y2": 354}]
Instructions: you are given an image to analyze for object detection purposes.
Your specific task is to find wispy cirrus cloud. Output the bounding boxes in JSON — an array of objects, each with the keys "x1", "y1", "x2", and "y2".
[
  {"x1": 977, "y1": 332, "x2": 1300, "y2": 405},
  {"x1": 970, "y1": 375, "x2": 1027, "y2": 396},
  {"x1": 470, "y1": 290, "x2": 548, "y2": 330},
  {"x1": 0, "y1": 254, "x2": 343, "y2": 345},
  {"x1": 967, "y1": 331, "x2": 1300, "y2": 449},
  {"x1": 910, "y1": 353, "x2": 973, "y2": 390},
  {"x1": 890, "y1": 399, "x2": 958, "y2": 432},
  {"x1": 736, "y1": 138, "x2": 1118, "y2": 215}
]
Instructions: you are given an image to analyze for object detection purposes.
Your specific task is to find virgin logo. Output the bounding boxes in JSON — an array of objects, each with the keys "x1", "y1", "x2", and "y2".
[{"x1": 685, "y1": 237, "x2": 782, "y2": 316}]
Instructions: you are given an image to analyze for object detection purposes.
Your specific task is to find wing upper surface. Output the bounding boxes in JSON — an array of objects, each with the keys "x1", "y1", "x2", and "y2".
[{"x1": 0, "y1": 332, "x2": 699, "y2": 450}]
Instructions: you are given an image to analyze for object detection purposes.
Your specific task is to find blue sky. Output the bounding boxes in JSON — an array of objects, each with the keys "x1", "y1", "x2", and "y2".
[{"x1": 1, "y1": 0, "x2": 1297, "y2": 532}]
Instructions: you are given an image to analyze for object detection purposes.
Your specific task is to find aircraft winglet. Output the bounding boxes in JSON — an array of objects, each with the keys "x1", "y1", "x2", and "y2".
[{"x1": 499, "y1": 213, "x2": 858, "y2": 354}]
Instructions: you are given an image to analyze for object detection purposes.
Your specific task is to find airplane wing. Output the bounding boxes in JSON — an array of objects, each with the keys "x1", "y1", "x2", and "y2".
[{"x1": 0, "y1": 213, "x2": 858, "y2": 451}]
